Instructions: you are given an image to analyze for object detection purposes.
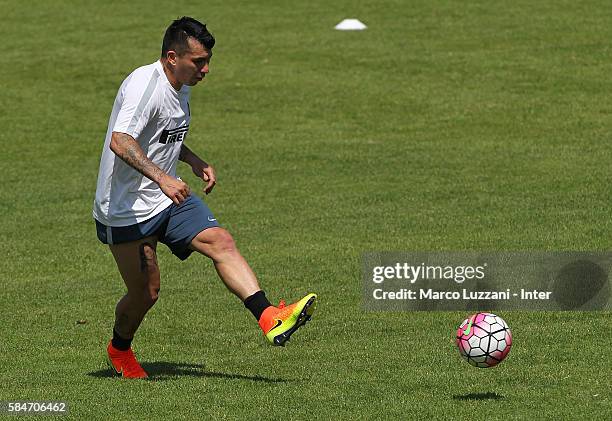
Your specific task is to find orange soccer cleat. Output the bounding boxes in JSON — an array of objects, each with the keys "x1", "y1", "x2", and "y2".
[
  {"x1": 258, "y1": 293, "x2": 317, "y2": 346},
  {"x1": 106, "y1": 341, "x2": 148, "y2": 379}
]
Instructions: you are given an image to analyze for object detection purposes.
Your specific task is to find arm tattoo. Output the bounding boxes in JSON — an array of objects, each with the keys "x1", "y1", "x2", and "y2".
[{"x1": 112, "y1": 132, "x2": 165, "y2": 183}]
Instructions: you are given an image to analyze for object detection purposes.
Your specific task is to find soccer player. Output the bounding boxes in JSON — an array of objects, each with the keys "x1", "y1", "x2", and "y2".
[{"x1": 93, "y1": 17, "x2": 317, "y2": 379}]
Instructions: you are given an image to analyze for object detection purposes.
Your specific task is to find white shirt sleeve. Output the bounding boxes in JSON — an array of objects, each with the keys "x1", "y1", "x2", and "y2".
[{"x1": 112, "y1": 72, "x2": 159, "y2": 140}]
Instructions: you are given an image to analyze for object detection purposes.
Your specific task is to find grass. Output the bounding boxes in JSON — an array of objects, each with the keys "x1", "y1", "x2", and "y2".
[{"x1": 0, "y1": 0, "x2": 610, "y2": 419}]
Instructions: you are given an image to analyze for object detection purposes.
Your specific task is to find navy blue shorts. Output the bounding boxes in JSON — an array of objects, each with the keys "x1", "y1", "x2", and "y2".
[{"x1": 95, "y1": 194, "x2": 219, "y2": 260}]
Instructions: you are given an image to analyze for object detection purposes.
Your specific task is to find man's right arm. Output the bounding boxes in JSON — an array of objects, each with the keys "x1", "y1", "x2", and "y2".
[
  {"x1": 110, "y1": 131, "x2": 165, "y2": 184},
  {"x1": 110, "y1": 131, "x2": 190, "y2": 205}
]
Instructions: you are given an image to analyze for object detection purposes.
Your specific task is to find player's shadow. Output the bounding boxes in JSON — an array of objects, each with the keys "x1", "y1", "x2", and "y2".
[
  {"x1": 452, "y1": 392, "x2": 504, "y2": 401},
  {"x1": 88, "y1": 361, "x2": 290, "y2": 383}
]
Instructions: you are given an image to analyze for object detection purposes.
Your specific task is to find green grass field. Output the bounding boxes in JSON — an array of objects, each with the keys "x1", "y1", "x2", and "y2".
[{"x1": 1, "y1": 0, "x2": 611, "y2": 419}]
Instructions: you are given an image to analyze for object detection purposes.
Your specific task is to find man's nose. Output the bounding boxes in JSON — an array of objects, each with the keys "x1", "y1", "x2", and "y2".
[{"x1": 201, "y1": 64, "x2": 209, "y2": 73}]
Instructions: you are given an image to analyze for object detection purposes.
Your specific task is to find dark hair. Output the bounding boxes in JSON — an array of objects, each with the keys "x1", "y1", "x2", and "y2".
[{"x1": 161, "y1": 16, "x2": 215, "y2": 57}]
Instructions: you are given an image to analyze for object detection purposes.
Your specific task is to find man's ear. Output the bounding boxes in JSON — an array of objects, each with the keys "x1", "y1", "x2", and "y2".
[{"x1": 166, "y1": 50, "x2": 178, "y2": 66}]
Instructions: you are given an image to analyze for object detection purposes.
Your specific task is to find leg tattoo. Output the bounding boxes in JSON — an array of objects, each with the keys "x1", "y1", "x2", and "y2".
[{"x1": 138, "y1": 242, "x2": 154, "y2": 273}]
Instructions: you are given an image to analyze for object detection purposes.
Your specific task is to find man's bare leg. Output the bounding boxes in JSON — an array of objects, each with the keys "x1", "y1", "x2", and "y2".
[
  {"x1": 105, "y1": 236, "x2": 160, "y2": 378},
  {"x1": 109, "y1": 236, "x2": 161, "y2": 341},
  {"x1": 189, "y1": 226, "x2": 317, "y2": 346},
  {"x1": 189, "y1": 227, "x2": 260, "y2": 301}
]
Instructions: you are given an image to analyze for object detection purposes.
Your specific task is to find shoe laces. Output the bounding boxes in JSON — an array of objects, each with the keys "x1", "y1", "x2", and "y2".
[{"x1": 278, "y1": 300, "x2": 286, "y2": 309}]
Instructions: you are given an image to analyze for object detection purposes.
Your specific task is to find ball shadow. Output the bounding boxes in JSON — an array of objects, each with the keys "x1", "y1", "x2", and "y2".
[{"x1": 452, "y1": 392, "x2": 505, "y2": 401}]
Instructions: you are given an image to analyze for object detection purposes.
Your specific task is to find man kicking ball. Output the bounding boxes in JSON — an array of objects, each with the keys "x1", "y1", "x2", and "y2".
[{"x1": 93, "y1": 16, "x2": 317, "y2": 379}]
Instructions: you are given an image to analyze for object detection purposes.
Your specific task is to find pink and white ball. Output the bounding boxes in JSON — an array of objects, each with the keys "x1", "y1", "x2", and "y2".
[{"x1": 456, "y1": 312, "x2": 512, "y2": 368}]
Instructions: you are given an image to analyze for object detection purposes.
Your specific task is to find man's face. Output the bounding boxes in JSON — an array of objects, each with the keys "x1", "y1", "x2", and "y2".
[{"x1": 170, "y1": 37, "x2": 212, "y2": 87}]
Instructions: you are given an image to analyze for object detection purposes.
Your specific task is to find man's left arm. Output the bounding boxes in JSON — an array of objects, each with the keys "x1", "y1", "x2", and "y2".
[{"x1": 179, "y1": 144, "x2": 216, "y2": 194}]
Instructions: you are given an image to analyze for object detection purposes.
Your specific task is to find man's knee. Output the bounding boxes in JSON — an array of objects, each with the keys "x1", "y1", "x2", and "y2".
[
  {"x1": 197, "y1": 228, "x2": 237, "y2": 254},
  {"x1": 215, "y1": 229, "x2": 237, "y2": 253}
]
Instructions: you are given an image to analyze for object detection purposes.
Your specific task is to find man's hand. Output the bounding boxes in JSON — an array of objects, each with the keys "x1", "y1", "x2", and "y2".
[
  {"x1": 191, "y1": 159, "x2": 216, "y2": 195},
  {"x1": 159, "y1": 173, "x2": 191, "y2": 205},
  {"x1": 178, "y1": 144, "x2": 217, "y2": 194}
]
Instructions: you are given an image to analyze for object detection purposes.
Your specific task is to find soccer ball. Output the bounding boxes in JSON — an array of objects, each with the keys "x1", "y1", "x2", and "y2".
[{"x1": 456, "y1": 312, "x2": 512, "y2": 368}]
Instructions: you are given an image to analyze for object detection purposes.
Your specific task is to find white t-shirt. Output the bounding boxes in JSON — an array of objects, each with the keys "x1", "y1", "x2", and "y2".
[{"x1": 93, "y1": 60, "x2": 191, "y2": 226}]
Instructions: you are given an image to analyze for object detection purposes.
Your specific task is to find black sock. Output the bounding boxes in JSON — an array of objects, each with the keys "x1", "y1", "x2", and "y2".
[
  {"x1": 244, "y1": 290, "x2": 272, "y2": 320},
  {"x1": 112, "y1": 329, "x2": 133, "y2": 351}
]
